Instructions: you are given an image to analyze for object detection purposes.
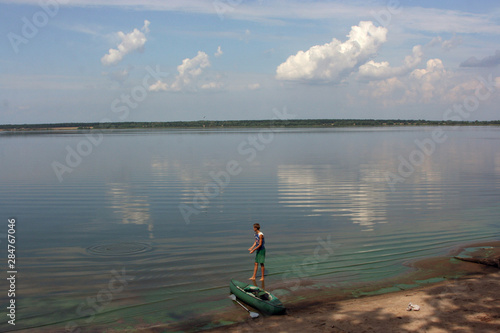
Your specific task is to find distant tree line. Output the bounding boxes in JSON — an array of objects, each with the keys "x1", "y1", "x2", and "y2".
[{"x1": 1, "y1": 119, "x2": 500, "y2": 131}]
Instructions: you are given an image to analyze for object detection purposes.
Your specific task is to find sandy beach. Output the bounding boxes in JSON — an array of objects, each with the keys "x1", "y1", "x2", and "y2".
[{"x1": 206, "y1": 243, "x2": 500, "y2": 333}]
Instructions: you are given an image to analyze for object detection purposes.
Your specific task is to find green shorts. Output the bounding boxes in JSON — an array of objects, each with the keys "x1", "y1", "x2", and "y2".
[{"x1": 255, "y1": 248, "x2": 266, "y2": 264}]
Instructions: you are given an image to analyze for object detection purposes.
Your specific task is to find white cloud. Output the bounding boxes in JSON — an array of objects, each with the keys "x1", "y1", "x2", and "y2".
[
  {"x1": 201, "y1": 81, "x2": 223, "y2": 90},
  {"x1": 148, "y1": 51, "x2": 212, "y2": 92},
  {"x1": 214, "y1": 46, "x2": 223, "y2": 57},
  {"x1": 362, "y1": 58, "x2": 480, "y2": 106},
  {"x1": 366, "y1": 77, "x2": 407, "y2": 103},
  {"x1": 409, "y1": 59, "x2": 448, "y2": 103},
  {"x1": 410, "y1": 58, "x2": 445, "y2": 80},
  {"x1": 276, "y1": 21, "x2": 387, "y2": 83},
  {"x1": 101, "y1": 20, "x2": 150, "y2": 66},
  {"x1": 148, "y1": 80, "x2": 168, "y2": 92},
  {"x1": 358, "y1": 45, "x2": 423, "y2": 80},
  {"x1": 142, "y1": 20, "x2": 151, "y2": 33},
  {"x1": 172, "y1": 51, "x2": 210, "y2": 90}
]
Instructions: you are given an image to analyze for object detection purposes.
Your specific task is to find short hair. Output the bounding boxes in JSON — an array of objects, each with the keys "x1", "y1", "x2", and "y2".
[{"x1": 253, "y1": 223, "x2": 260, "y2": 230}]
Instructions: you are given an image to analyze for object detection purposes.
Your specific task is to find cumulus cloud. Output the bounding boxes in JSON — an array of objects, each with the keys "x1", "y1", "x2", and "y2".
[
  {"x1": 148, "y1": 80, "x2": 168, "y2": 92},
  {"x1": 173, "y1": 51, "x2": 210, "y2": 89},
  {"x1": 214, "y1": 46, "x2": 223, "y2": 57},
  {"x1": 367, "y1": 77, "x2": 406, "y2": 101},
  {"x1": 460, "y1": 50, "x2": 500, "y2": 68},
  {"x1": 101, "y1": 20, "x2": 150, "y2": 66},
  {"x1": 409, "y1": 59, "x2": 449, "y2": 103},
  {"x1": 362, "y1": 58, "x2": 463, "y2": 106},
  {"x1": 410, "y1": 59, "x2": 444, "y2": 79},
  {"x1": 148, "y1": 51, "x2": 212, "y2": 92},
  {"x1": 358, "y1": 45, "x2": 423, "y2": 80},
  {"x1": 276, "y1": 21, "x2": 387, "y2": 83},
  {"x1": 363, "y1": 57, "x2": 500, "y2": 108}
]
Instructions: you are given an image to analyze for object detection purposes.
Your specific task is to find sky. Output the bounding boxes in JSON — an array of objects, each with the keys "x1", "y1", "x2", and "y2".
[{"x1": 0, "y1": 0, "x2": 499, "y2": 124}]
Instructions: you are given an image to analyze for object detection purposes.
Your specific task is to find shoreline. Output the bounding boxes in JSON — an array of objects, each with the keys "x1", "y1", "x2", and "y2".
[
  {"x1": 203, "y1": 241, "x2": 500, "y2": 333},
  {"x1": 12, "y1": 241, "x2": 500, "y2": 332},
  {"x1": 1, "y1": 120, "x2": 500, "y2": 132},
  {"x1": 206, "y1": 270, "x2": 500, "y2": 333}
]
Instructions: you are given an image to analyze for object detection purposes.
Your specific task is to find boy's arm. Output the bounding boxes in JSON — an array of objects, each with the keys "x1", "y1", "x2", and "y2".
[{"x1": 248, "y1": 241, "x2": 256, "y2": 251}]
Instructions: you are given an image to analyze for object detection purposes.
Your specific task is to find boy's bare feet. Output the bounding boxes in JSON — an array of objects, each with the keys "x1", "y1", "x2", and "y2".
[{"x1": 249, "y1": 277, "x2": 256, "y2": 280}]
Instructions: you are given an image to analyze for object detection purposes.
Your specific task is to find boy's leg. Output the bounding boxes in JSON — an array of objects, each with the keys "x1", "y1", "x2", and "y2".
[
  {"x1": 250, "y1": 262, "x2": 258, "y2": 280},
  {"x1": 260, "y1": 264, "x2": 265, "y2": 281}
]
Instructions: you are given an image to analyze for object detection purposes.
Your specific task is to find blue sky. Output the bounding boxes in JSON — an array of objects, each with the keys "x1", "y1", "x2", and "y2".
[{"x1": 0, "y1": 0, "x2": 499, "y2": 124}]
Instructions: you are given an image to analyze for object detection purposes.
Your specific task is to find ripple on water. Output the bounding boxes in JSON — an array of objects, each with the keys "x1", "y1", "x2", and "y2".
[{"x1": 86, "y1": 242, "x2": 153, "y2": 256}]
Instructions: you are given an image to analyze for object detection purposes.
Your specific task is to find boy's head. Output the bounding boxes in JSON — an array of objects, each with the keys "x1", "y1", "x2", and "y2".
[{"x1": 253, "y1": 223, "x2": 260, "y2": 230}]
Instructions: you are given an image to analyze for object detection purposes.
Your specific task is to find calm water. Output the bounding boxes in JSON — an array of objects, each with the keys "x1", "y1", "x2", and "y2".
[{"x1": 1, "y1": 126, "x2": 500, "y2": 331}]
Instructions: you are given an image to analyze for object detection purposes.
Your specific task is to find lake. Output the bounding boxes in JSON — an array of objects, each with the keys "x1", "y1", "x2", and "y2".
[{"x1": 1, "y1": 126, "x2": 499, "y2": 332}]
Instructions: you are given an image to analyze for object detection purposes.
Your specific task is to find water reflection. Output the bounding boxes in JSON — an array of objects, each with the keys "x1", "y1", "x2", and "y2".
[
  {"x1": 151, "y1": 155, "x2": 198, "y2": 183},
  {"x1": 107, "y1": 182, "x2": 153, "y2": 238},
  {"x1": 277, "y1": 165, "x2": 387, "y2": 231},
  {"x1": 496, "y1": 153, "x2": 500, "y2": 175}
]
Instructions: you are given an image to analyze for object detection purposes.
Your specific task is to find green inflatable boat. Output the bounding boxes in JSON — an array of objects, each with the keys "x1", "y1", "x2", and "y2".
[{"x1": 229, "y1": 279, "x2": 286, "y2": 315}]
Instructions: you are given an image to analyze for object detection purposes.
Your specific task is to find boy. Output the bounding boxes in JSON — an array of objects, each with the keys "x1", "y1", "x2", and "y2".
[{"x1": 248, "y1": 223, "x2": 265, "y2": 280}]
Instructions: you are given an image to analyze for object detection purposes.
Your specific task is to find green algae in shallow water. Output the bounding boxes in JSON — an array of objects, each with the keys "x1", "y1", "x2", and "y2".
[
  {"x1": 455, "y1": 246, "x2": 494, "y2": 259},
  {"x1": 201, "y1": 320, "x2": 238, "y2": 331},
  {"x1": 393, "y1": 283, "x2": 419, "y2": 290},
  {"x1": 415, "y1": 277, "x2": 447, "y2": 284},
  {"x1": 355, "y1": 286, "x2": 404, "y2": 297}
]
